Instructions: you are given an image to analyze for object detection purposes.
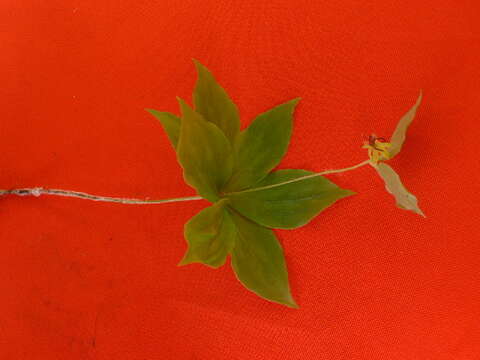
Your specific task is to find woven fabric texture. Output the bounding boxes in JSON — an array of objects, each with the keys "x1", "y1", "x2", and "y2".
[{"x1": 1, "y1": 0, "x2": 479, "y2": 359}]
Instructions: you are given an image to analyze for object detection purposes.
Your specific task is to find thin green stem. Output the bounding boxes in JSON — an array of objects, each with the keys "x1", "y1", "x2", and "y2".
[
  {"x1": 225, "y1": 159, "x2": 371, "y2": 195},
  {"x1": 0, "y1": 187, "x2": 202, "y2": 204}
]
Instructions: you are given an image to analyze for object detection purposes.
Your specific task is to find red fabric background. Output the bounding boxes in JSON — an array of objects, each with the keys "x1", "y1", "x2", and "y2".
[{"x1": 1, "y1": 1, "x2": 480, "y2": 359}]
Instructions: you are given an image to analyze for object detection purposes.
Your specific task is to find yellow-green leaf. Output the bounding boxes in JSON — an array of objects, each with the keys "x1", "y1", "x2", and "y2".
[
  {"x1": 176, "y1": 98, "x2": 233, "y2": 202},
  {"x1": 224, "y1": 99, "x2": 300, "y2": 191},
  {"x1": 389, "y1": 92, "x2": 423, "y2": 158},
  {"x1": 227, "y1": 169, "x2": 354, "y2": 229},
  {"x1": 229, "y1": 210, "x2": 297, "y2": 308},
  {"x1": 374, "y1": 162, "x2": 425, "y2": 217},
  {"x1": 179, "y1": 199, "x2": 235, "y2": 268},
  {"x1": 193, "y1": 60, "x2": 240, "y2": 143},
  {"x1": 145, "y1": 109, "x2": 180, "y2": 149}
]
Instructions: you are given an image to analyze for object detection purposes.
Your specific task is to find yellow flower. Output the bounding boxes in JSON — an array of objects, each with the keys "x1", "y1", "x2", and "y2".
[{"x1": 363, "y1": 135, "x2": 392, "y2": 163}]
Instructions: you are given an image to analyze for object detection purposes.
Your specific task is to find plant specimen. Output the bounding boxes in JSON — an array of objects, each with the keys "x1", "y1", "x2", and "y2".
[{"x1": 1, "y1": 61, "x2": 423, "y2": 307}]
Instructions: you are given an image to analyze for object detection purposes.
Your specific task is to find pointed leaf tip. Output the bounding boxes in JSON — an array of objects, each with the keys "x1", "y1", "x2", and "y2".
[
  {"x1": 180, "y1": 200, "x2": 235, "y2": 268},
  {"x1": 146, "y1": 109, "x2": 181, "y2": 149},
  {"x1": 227, "y1": 169, "x2": 355, "y2": 229},
  {"x1": 225, "y1": 99, "x2": 300, "y2": 191},
  {"x1": 229, "y1": 211, "x2": 297, "y2": 307},
  {"x1": 373, "y1": 162, "x2": 425, "y2": 217},
  {"x1": 389, "y1": 91, "x2": 423, "y2": 158},
  {"x1": 193, "y1": 60, "x2": 240, "y2": 142}
]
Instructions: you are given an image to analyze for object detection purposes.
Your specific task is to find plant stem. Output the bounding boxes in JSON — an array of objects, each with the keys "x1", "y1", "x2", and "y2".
[
  {"x1": 0, "y1": 187, "x2": 202, "y2": 204},
  {"x1": 0, "y1": 160, "x2": 370, "y2": 204},
  {"x1": 225, "y1": 159, "x2": 371, "y2": 195}
]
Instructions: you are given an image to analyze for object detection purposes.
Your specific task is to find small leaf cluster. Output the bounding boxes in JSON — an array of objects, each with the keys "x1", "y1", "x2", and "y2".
[
  {"x1": 364, "y1": 93, "x2": 425, "y2": 217},
  {"x1": 147, "y1": 61, "x2": 353, "y2": 307}
]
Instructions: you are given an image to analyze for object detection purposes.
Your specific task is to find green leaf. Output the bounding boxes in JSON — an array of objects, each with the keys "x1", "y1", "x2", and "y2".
[
  {"x1": 224, "y1": 99, "x2": 300, "y2": 191},
  {"x1": 176, "y1": 98, "x2": 233, "y2": 202},
  {"x1": 374, "y1": 162, "x2": 425, "y2": 217},
  {"x1": 389, "y1": 91, "x2": 423, "y2": 158},
  {"x1": 146, "y1": 109, "x2": 180, "y2": 149},
  {"x1": 179, "y1": 199, "x2": 235, "y2": 268},
  {"x1": 229, "y1": 210, "x2": 297, "y2": 308},
  {"x1": 193, "y1": 60, "x2": 240, "y2": 143},
  {"x1": 227, "y1": 169, "x2": 354, "y2": 229}
]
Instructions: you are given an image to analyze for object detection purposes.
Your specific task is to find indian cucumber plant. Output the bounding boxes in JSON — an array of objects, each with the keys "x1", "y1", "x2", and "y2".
[{"x1": 0, "y1": 60, "x2": 424, "y2": 307}]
